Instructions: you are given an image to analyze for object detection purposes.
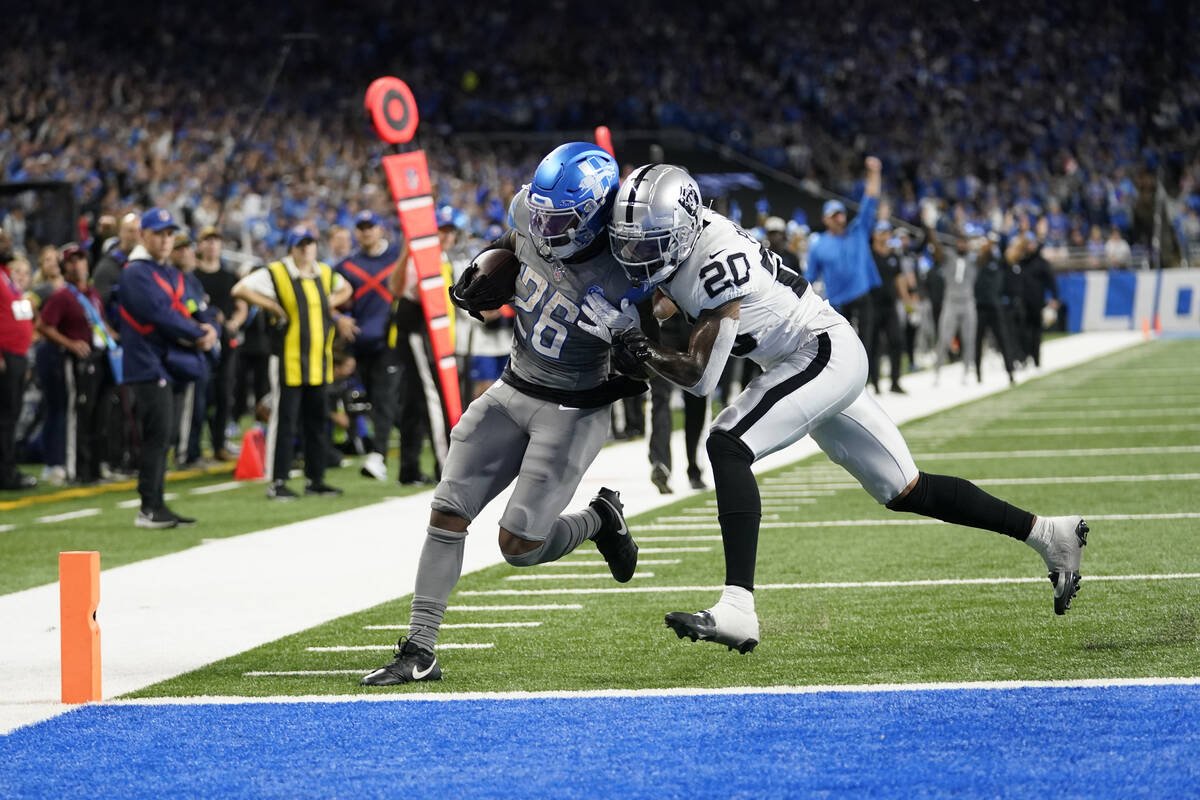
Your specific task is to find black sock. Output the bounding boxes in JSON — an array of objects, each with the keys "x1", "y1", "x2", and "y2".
[
  {"x1": 707, "y1": 431, "x2": 761, "y2": 590},
  {"x1": 886, "y1": 472, "x2": 1034, "y2": 540}
]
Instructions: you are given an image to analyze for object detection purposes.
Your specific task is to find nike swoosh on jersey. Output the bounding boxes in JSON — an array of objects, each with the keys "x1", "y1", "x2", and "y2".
[
  {"x1": 707, "y1": 249, "x2": 726, "y2": 260},
  {"x1": 412, "y1": 660, "x2": 437, "y2": 680}
]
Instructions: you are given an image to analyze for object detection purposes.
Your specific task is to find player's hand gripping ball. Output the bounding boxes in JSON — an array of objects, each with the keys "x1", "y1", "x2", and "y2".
[
  {"x1": 451, "y1": 249, "x2": 520, "y2": 313},
  {"x1": 611, "y1": 327, "x2": 652, "y2": 376}
]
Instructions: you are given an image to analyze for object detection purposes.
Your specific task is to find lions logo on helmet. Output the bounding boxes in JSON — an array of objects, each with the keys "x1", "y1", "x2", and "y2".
[
  {"x1": 524, "y1": 142, "x2": 619, "y2": 263},
  {"x1": 608, "y1": 164, "x2": 704, "y2": 287}
]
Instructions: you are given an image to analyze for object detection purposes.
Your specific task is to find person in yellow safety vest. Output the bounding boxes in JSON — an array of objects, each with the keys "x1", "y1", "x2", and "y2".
[{"x1": 232, "y1": 225, "x2": 353, "y2": 501}]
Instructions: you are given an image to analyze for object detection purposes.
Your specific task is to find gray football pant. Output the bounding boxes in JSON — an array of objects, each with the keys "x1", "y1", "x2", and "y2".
[
  {"x1": 714, "y1": 320, "x2": 918, "y2": 504},
  {"x1": 410, "y1": 380, "x2": 609, "y2": 649}
]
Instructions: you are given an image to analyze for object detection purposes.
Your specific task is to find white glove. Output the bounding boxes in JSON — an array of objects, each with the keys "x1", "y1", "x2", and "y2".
[{"x1": 577, "y1": 290, "x2": 641, "y2": 343}]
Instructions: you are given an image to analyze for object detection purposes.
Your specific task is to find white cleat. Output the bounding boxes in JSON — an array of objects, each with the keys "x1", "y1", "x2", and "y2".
[
  {"x1": 665, "y1": 602, "x2": 760, "y2": 654},
  {"x1": 1034, "y1": 515, "x2": 1089, "y2": 615},
  {"x1": 360, "y1": 451, "x2": 387, "y2": 481}
]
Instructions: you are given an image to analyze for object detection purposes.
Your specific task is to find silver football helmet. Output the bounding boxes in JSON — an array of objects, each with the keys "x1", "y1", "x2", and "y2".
[{"x1": 608, "y1": 164, "x2": 703, "y2": 286}]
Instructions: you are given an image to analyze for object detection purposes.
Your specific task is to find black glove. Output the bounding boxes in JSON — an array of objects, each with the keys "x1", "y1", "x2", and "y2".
[
  {"x1": 450, "y1": 264, "x2": 515, "y2": 314},
  {"x1": 611, "y1": 327, "x2": 652, "y2": 376}
]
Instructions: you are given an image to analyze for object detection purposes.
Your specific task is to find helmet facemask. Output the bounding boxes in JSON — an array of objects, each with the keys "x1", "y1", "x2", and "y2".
[
  {"x1": 526, "y1": 195, "x2": 601, "y2": 261},
  {"x1": 609, "y1": 203, "x2": 701, "y2": 287}
]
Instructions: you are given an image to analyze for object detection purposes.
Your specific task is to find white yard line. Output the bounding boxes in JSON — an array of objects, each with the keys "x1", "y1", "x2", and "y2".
[
  {"x1": 363, "y1": 622, "x2": 542, "y2": 630},
  {"x1": 914, "y1": 445, "x2": 1200, "y2": 460},
  {"x1": 447, "y1": 604, "x2": 582, "y2": 611},
  {"x1": 1030, "y1": 395, "x2": 1200, "y2": 407},
  {"x1": 755, "y1": 473, "x2": 1200, "y2": 492},
  {"x1": 639, "y1": 547, "x2": 712, "y2": 554},
  {"x1": 106, "y1": 675, "x2": 1200, "y2": 705},
  {"x1": 906, "y1": 423, "x2": 1200, "y2": 438},
  {"x1": 982, "y1": 407, "x2": 1198, "y2": 419},
  {"x1": 633, "y1": 511, "x2": 1200, "y2": 532},
  {"x1": 637, "y1": 535, "x2": 723, "y2": 542},
  {"x1": 504, "y1": 572, "x2": 656, "y2": 581},
  {"x1": 0, "y1": 524, "x2": 14, "y2": 533},
  {"x1": 458, "y1": 571, "x2": 1200, "y2": 597},
  {"x1": 655, "y1": 514, "x2": 780, "y2": 523},
  {"x1": 307, "y1": 643, "x2": 494, "y2": 652},
  {"x1": 36, "y1": 508, "x2": 101, "y2": 523},
  {"x1": 243, "y1": 670, "x2": 367, "y2": 677},
  {"x1": 189, "y1": 481, "x2": 244, "y2": 495},
  {"x1": 544, "y1": 559, "x2": 681, "y2": 566}
]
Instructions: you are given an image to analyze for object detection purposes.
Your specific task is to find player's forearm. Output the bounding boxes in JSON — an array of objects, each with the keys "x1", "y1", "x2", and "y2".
[{"x1": 644, "y1": 315, "x2": 738, "y2": 397}]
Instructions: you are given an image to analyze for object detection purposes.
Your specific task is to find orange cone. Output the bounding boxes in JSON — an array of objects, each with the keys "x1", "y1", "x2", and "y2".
[
  {"x1": 60, "y1": 551, "x2": 101, "y2": 703},
  {"x1": 1154, "y1": 314, "x2": 1162, "y2": 336},
  {"x1": 234, "y1": 428, "x2": 266, "y2": 481},
  {"x1": 1142, "y1": 317, "x2": 1151, "y2": 340}
]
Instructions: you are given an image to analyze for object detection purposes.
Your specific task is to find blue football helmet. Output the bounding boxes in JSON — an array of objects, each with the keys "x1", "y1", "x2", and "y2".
[{"x1": 524, "y1": 142, "x2": 619, "y2": 261}]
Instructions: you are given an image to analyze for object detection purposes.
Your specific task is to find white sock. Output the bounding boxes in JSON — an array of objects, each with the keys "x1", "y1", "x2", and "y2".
[
  {"x1": 716, "y1": 584, "x2": 755, "y2": 614},
  {"x1": 1025, "y1": 515, "x2": 1052, "y2": 557}
]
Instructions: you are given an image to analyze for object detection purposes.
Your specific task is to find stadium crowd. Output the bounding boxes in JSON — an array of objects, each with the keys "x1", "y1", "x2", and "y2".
[
  {"x1": 2, "y1": 0, "x2": 1198, "y2": 262},
  {"x1": 1, "y1": 0, "x2": 1198, "y2": 499}
]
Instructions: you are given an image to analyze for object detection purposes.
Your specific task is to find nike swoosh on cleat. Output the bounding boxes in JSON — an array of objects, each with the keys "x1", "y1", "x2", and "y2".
[{"x1": 412, "y1": 661, "x2": 437, "y2": 680}]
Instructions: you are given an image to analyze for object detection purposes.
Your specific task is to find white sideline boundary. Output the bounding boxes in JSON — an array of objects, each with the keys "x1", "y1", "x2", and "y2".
[
  {"x1": 0, "y1": 332, "x2": 1150, "y2": 735},
  {"x1": 100, "y1": 675, "x2": 1200, "y2": 706}
]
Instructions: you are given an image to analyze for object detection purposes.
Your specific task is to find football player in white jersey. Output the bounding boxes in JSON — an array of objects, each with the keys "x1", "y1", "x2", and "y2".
[{"x1": 587, "y1": 162, "x2": 1088, "y2": 654}]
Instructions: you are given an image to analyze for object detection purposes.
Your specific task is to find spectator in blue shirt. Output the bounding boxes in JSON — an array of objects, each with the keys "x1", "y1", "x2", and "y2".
[
  {"x1": 335, "y1": 209, "x2": 405, "y2": 482},
  {"x1": 116, "y1": 208, "x2": 217, "y2": 529},
  {"x1": 806, "y1": 156, "x2": 884, "y2": 360}
]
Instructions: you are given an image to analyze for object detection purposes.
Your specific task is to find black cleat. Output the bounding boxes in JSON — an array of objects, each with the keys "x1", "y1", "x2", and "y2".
[
  {"x1": 590, "y1": 487, "x2": 638, "y2": 583},
  {"x1": 266, "y1": 481, "x2": 298, "y2": 501},
  {"x1": 305, "y1": 481, "x2": 343, "y2": 497},
  {"x1": 687, "y1": 468, "x2": 707, "y2": 491},
  {"x1": 1040, "y1": 516, "x2": 1089, "y2": 615},
  {"x1": 650, "y1": 463, "x2": 673, "y2": 495},
  {"x1": 359, "y1": 637, "x2": 441, "y2": 685},
  {"x1": 163, "y1": 506, "x2": 197, "y2": 526},
  {"x1": 665, "y1": 609, "x2": 759, "y2": 654},
  {"x1": 135, "y1": 507, "x2": 178, "y2": 529}
]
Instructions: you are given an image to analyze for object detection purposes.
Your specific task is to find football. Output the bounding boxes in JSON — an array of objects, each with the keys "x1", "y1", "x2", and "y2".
[
  {"x1": 472, "y1": 247, "x2": 521, "y2": 284},
  {"x1": 458, "y1": 247, "x2": 521, "y2": 310}
]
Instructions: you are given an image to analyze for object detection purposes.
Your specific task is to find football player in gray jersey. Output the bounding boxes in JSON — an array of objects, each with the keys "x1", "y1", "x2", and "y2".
[
  {"x1": 360, "y1": 142, "x2": 645, "y2": 685},
  {"x1": 592, "y1": 162, "x2": 1088, "y2": 655}
]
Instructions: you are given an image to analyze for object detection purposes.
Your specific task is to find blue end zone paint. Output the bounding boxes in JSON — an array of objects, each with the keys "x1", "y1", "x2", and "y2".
[
  {"x1": 1179, "y1": 287, "x2": 1194, "y2": 317},
  {"x1": 2, "y1": 685, "x2": 1198, "y2": 799}
]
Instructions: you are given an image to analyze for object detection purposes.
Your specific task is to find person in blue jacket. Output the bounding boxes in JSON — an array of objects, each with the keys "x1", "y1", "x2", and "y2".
[
  {"x1": 334, "y1": 210, "x2": 403, "y2": 481},
  {"x1": 115, "y1": 208, "x2": 218, "y2": 529},
  {"x1": 806, "y1": 156, "x2": 884, "y2": 359}
]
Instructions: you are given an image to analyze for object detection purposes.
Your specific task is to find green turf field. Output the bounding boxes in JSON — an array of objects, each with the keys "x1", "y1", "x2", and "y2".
[{"x1": 125, "y1": 339, "x2": 1200, "y2": 698}]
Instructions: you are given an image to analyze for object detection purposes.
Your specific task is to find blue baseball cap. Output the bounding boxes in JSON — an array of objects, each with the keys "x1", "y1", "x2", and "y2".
[
  {"x1": 436, "y1": 205, "x2": 459, "y2": 229},
  {"x1": 822, "y1": 199, "x2": 847, "y2": 218},
  {"x1": 285, "y1": 225, "x2": 317, "y2": 250},
  {"x1": 354, "y1": 210, "x2": 382, "y2": 228},
  {"x1": 141, "y1": 207, "x2": 178, "y2": 232}
]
